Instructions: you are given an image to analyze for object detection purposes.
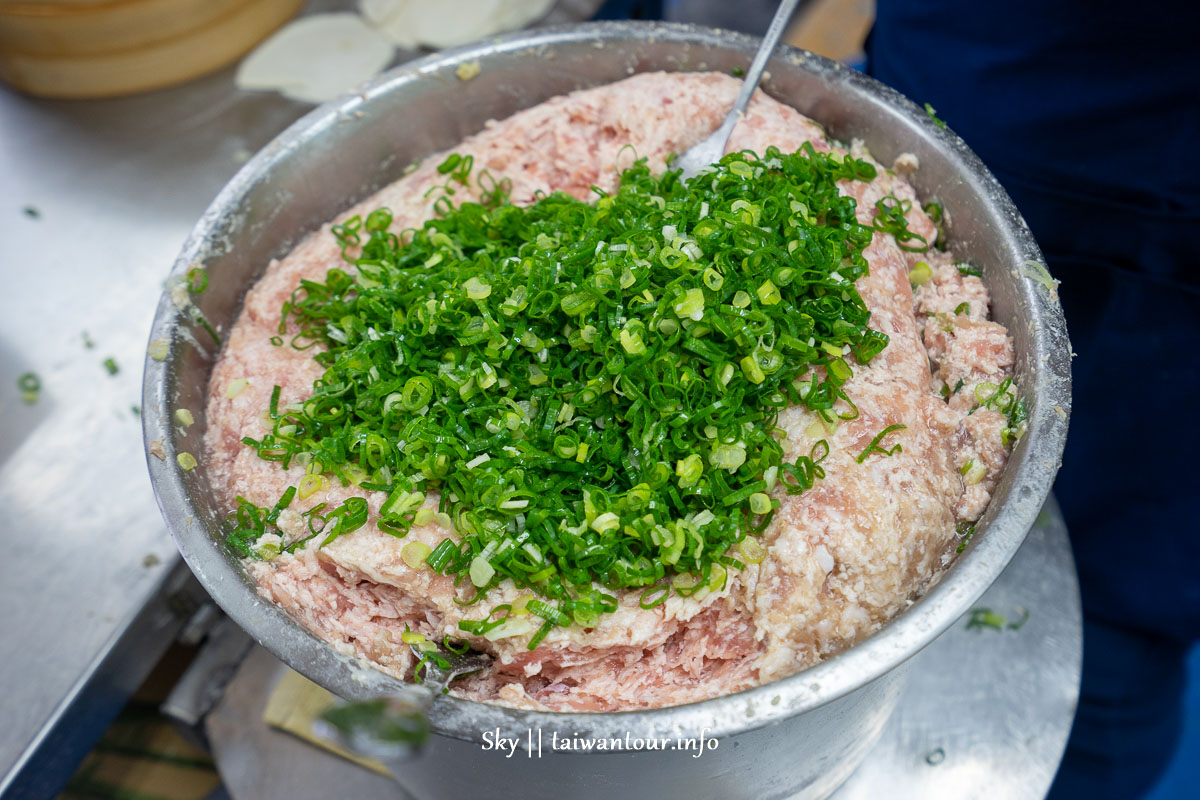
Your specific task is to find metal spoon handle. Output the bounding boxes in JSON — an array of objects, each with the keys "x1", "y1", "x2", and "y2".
[
  {"x1": 720, "y1": 0, "x2": 803, "y2": 134},
  {"x1": 673, "y1": 0, "x2": 805, "y2": 178}
]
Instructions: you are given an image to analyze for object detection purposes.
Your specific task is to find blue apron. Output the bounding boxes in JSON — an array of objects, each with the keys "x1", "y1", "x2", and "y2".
[{"x1": 867, "y1": 2, "x2": 1200, "y2": 796}]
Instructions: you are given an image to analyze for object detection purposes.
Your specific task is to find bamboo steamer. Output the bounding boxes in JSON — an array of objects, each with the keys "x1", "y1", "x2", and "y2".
[{"x1": 0, "y1": 0, "x2": 305, "y2": 98}]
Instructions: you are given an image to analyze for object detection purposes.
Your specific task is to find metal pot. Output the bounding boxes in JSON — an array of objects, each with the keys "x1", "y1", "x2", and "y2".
[{"x1": 142, "y1": 21, "x2": 1071, "y2": 800}]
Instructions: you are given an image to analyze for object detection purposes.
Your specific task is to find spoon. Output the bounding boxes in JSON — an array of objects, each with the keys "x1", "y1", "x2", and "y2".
[
  {"x1": 671, "y1": 0, "x2": 803, "y2": 181},
  {"x1": 316, "y1": 641, "x2": 492, "y2": 771}
]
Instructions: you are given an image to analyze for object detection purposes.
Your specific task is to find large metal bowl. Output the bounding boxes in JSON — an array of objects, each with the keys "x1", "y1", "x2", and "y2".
[{"x1": 142, "y1": 21, "x2": 1071, "y2": 800}]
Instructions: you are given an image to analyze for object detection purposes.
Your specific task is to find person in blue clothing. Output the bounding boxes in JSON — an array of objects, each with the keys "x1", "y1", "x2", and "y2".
[{"x1": 866, "y1": 3, "x2": 1199, "y2": 797}]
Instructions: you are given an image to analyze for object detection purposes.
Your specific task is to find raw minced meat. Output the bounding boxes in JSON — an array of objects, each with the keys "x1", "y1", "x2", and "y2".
[{"x1": 203, "y1": 71, "x2": 1016, "y2": 711}]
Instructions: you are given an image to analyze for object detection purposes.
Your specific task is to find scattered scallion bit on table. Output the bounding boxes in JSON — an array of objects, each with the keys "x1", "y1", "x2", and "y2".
[
  {"x1": 967, "y1": 607, "x2": 1006, "y2": 631},
  {"x1": 131, "y1": 405, "x2": 141, "y2": 417},
  {"x1": 17, "y1": 372, "x2": 40, "y2": 404},
  {"x1": 102, "y1": 357, "x2": 119, "y2": 376},
  {"x1": 233, "y1": 144, "x2": 899, "y2": 648},
  {"x1": 22, "y1": 205, "x2": 40, "y2": 219},
  {"x1": 81, "y1": 331, "x2": 95, "y2": 349},
  {"x1": 1008, "y1": 606, "x2": 1031, "y2": 630}
]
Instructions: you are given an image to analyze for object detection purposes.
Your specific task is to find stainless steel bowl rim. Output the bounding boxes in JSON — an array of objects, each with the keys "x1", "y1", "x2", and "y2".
[{"x1": 143, "y1": 21, "x2": 1071, "y2": 745}]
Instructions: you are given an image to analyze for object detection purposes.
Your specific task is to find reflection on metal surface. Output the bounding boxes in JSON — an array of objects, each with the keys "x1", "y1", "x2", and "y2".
[{"x1": 835, "y1": 496, "x2": 1081, "y2": 799}]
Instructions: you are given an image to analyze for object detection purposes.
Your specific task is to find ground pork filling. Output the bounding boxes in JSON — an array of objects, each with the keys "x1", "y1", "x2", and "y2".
[{"x1": 203, "y1": 71, "x2": 1016, "y2": 712}]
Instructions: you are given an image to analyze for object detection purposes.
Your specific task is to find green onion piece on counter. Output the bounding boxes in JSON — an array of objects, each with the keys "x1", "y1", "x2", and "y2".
[
  {"x1": 17, "y1": 371, "x2": 40, "y2": 404},
  {"x1": 1008, "y1": 607, "x2": 1031, "y2": 630},
  {"x1": 967, "y1": 607, "x2": 1006, "y2": 631}
]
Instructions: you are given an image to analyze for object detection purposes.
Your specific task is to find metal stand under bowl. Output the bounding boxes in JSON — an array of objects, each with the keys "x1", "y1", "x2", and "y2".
[{"x1": 204, "y1": 497, "x2": 1080, "y2": 800}]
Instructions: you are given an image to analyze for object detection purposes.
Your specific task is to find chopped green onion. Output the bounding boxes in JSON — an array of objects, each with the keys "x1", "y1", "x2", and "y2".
[
  {"x1": 756, "y1": 279, "x2": 781, "y2": 305},
  {"x1": 908, "y1": 262, "x2": 932, "y2": 286},
  {"x1": 741, "y1": 355, "x2": 766, "y2": 384},
  {"x1": 1008, "y1": 607, "x2": 1031, "y2": 630},
  {"x1": 924, "y1": 103, "x2": 947, "y2": 129},
  {"x1": 673, "y1": 287, "x2": 706, "y2": 320},
  {"x1": 748, "y1": 492, "x2": 772, "y2": 514},
  {"x1": 186, "y1": 267, "x2": 209, "y2": 293},
  {"x1": 463, "y1": 276, "x2": 491, "y2": 299},
  {"x1": 228, "y1": 145, "x2": 895, "y2": 646},
  {"x1": 967, "y1": 607, "x2": 1006, "y2": 631},
  {"x1": 401, "y1": 541, "x2": 430, "y2": 568},
  {"x1": 17, "y1": 371, "x2": 40, "y2": 404},
  {"x1": 298, "y1": 473, "x2": 326, "y2": 499},
  {"x1": 177, "y1": 452, "x2": 197, "y2": 471},
  {"x1": 873, "y1": 195, "x2": 928, "y2": 252},
  {"x1": 856, "y1": 424, "x2": 906, "y2": 463},
  {"x1": 675, "y1": 454, "x2": 704, "y2": 488},
  {"x1": 737, "y1": 537, "x2": 767, "y2": 564},
  {"x1": 955, "y1": 520, "x2": 977, "y2": 553}
]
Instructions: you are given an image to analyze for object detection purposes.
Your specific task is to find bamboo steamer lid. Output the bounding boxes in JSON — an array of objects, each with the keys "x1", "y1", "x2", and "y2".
[{"x1": 0, "y1": 0, "x2": 305, "y2": 98}]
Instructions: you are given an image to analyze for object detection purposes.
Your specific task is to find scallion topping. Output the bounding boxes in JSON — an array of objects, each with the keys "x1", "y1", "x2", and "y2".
[
  {"x1": 872, "y1": 195, "x2": 928, "y2": 253},
  {"x1": 855, "y1": 424, "x2": 906, "y2": 463},
  {"x1": 231, "y1": 145, "x2": 900, "y2": 647}
]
